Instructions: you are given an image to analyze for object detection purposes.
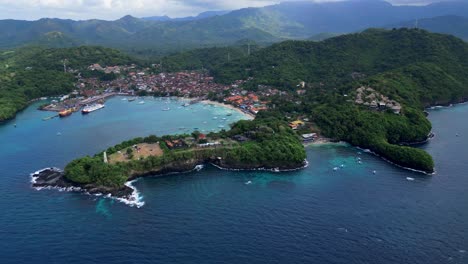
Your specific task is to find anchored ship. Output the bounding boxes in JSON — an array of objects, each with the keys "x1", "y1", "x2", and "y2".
[
  {"x1": 82, "y1": 104, "x2": 105, "y2": 114},
  {"x1": 59, "y1": 109, "x2": 73, "y2": 118}
]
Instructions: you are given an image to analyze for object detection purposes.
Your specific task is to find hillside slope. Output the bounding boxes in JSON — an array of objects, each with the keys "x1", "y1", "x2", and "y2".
[{"x1": 0, "y1": 46, "x2": 136, "y2": 121}]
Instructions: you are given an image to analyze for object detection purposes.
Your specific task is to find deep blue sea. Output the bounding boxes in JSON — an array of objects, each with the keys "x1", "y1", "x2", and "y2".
[{"x1": 0, "y1": 97, "x2": 466, "y2": 264}]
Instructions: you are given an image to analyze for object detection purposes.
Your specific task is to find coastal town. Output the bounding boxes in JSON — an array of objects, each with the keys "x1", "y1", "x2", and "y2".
[
  {"x1": 41, "y1": 63, "x2": 277, "y2": 118},
  {"x1": 36, "y1": 63, "x2": 342, "y2": 143}
]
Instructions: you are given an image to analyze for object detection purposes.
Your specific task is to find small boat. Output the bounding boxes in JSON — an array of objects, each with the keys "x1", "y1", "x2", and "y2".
[
  {"x1": 406, "y1": 177, "x2": 415, "y2": 181},
  {"x1": 138, "y1": 101, "x2": 145, "y2": 105},
  {"x1": 333, "y1": 167, "x2": 339, "y2": 171},
  {"x1": 226, "y1": 112, "x2": 232, "y2": 116},
  {"x1": 203, "y1": 121, "x2": 208, "y2": 124},
  {"x1": 122, "y1": 98, "x2": 127, "y2": 101},
  {"x1": 218, "y1": 125, "x2": 225, "y2": 128},
  {"x1": 162, "y1": 107, "x2": 170, "y2": 111},
  {"x1": 340, "y1": 164, "x2": 345, "y2": 168},
  {"x1": 245, "y1": 181, "x2": 252, "y2": 185},
  {"x1": 222, "y1": 117, "x2": 227, "y2": 120},
  {"x1": 358, "y1": 161, "x2": 362, "y2": 164},
  {"x1": 213, "y1": 117, "x2": 218, "y2": 120},
  {"x1": 373, "y1": 170, "x2": 377, "y2": 174},
  {"x1": 128, "y1": 98, "x2": 136, "y2": 102},
  {"x1": 273, "y1": 168, "x2": 280, "y2": 172},
  {"x1": 59, "y1": 109, "x2": 73, "y2": 118}
]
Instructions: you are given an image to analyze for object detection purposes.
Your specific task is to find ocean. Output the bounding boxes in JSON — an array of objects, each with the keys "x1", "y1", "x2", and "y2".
[{"x1": 0, "y1": 97, "x2": 466, "y2": 264}]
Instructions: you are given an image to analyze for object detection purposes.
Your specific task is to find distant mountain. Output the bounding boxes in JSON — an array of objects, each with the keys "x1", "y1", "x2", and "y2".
[
  {"x1": 221, "y1": 0, "x2": 468, "y2": 38},
  {"x1": 1, "y1": 1, "x2": 468, "y2": 54},
  {"x1": 142, "y1": 11, "x2": 230, "y2": 21},
  {"x1": 387, "y1": 15, "x2": 468, "y2": 41}
]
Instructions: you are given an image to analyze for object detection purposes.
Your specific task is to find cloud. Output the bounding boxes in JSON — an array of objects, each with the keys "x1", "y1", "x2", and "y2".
[{"x1": 0, "y1": 0, "x2": 451, "y2": 20}]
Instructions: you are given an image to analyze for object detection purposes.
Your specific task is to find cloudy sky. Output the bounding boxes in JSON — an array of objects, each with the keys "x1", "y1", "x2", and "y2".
[{"x1": 0, "y1": 0, "x2": 455, "y2": 20}]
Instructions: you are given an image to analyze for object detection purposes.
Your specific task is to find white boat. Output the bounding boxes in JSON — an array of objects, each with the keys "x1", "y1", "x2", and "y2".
[
  {"x1": 82, "y1": 103, "x2": 105, "y2": 114},
  {"x1": 333, "y1": 167, "x2": 338, "y2": 171},
  {"x1": 213, "y1": 117, "x2": 218, "y2": 120},
  {"x1": 162, "y1": 107, "x2": 170, "y2": 111},
  {"x1": 222, "y1": 117, "x2": 227, "y2": 120},
  {"x1": 122, "y1": 98, "x2": 127, "y2": 101},
  {"x1": 406, "y1": 177, "x2": 415, "y2": 181},
  {"x1": 245, "y1": 181, "x2": 252, "y2": 185},
  {"x1": 138, "y1": 101, "x2": 145, "y2": 105},
  {"x1": 218, "y1": 125, "x2": 225, "y2": 128},
  {"x1": 373, "y1": 170, "x2": 377, "y2": 174}
]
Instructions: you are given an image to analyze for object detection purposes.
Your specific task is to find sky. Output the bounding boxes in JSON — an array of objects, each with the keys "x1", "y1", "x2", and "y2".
[{"x1": 0, "y1": 0, "x2": 458, "y2": 20}]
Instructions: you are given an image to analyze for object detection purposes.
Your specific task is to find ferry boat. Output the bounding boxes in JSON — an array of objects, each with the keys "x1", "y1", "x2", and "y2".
[
  {"x1": 82, "y1": 104, "x2": 105, "y2": 114},
  {"x1": 59, "y1": 109, "x2": 73, "y2": 118}
]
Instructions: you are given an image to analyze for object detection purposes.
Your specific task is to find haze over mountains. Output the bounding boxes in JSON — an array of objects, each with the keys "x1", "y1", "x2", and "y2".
[{"x1": 0, "y1": 0, "x2": 467, "y2": 55}]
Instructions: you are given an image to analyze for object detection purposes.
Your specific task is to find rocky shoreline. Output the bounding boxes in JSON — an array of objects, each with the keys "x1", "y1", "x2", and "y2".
[{"x1": 31, "y1": 159, "x2": 308, "y2": 204}]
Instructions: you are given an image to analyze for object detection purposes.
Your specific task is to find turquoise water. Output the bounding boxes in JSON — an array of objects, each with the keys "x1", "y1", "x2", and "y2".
[{"x1": 0, "y1": 97, "x2": 466, "y2": 264}]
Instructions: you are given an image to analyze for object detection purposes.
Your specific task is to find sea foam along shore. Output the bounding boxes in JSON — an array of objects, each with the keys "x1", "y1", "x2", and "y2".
[
  {"x1": 30, "y1": 168, "x2": 144, "y2": 208},
  {"x1": 200, "y1": 100, "x2": 255, "y2": 119},
  {"x1": 114, "y1": 179, "x2": 145, "y2": 208},
  {"x1": 30, "y1": 165, "x2": 207, "y2": 208}
]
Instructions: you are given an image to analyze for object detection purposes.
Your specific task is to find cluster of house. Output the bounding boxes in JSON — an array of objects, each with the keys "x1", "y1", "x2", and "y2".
[
  {"x1": 288, "y1": 120, "x2": 305, "y2": 130},
  {"x1": 224, "y1": 93, "x2": 268, "y2": 115},
  {"x1": 355, "y1": 86, "x2": 402, "y2": 114}
]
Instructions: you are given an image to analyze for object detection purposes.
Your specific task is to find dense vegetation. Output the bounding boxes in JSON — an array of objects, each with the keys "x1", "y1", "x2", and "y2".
[
  {"x1": 64, "y1": 117, "x2": 307, "y2": 188},
  {"x1": 0, "y1": 46, "x2": 136, "y2": 121},
  {"x1": 160, "y1": 44, "x2": 261, "y2": 72},
  {"x1": 204, "y1": 28, "x2": 468, "y2": 173}
]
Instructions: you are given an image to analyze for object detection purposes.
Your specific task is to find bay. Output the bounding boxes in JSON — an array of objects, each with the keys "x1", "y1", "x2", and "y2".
[{"x1": 0, "y1": 97, "x2": 466, "y2": 264}]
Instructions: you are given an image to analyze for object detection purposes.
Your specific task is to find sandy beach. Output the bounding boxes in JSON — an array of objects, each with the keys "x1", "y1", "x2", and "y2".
[
  {"x1": 201, "y1": 100, "x2": 255, "y2": 119},
  {"x1": 303, "y1": 137, "x2": 344, "y2": 146}
]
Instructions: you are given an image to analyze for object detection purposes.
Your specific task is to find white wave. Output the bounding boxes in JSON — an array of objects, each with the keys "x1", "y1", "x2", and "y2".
[
  {"x1": 115, "y1": 180, "x2": 145, "y2": 208},
  {"x1": 30, "y1": 167, "x2": 62, "y2": 184}
]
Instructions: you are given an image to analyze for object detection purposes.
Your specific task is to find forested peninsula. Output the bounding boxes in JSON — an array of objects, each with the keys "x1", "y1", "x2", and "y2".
[{"x1": 33, "y1": 117, "x2": 307, "y2": 197}]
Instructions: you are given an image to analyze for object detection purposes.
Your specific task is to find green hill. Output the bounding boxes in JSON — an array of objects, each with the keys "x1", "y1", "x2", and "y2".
[
  {"x1": 0, "y1": 46, "x2": 136, "y2": 121},
  {"x1": 1, "y1": 0, "x2": 468, "y2": 56},
  {"x1": 209, "y1": 29, "x2": 468, "y2": 173}
]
